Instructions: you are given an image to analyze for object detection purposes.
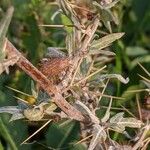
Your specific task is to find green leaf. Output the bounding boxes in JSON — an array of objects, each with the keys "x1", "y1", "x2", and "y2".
[
  {"x1": 0, "y1": 7, "x2": 14, "y2": 60},
  {"x1": 90, "y1": 33, "x2": 124, "y2": 51},
  {"x1": 61, "y1": 14, "x2": 73, "y2": 33},
  {"x1": 46, "y1": 121, "x2": 80, "y2": 149},
  {"x1": 126, "y1": 46, "x2": 148, "y2": 56}
]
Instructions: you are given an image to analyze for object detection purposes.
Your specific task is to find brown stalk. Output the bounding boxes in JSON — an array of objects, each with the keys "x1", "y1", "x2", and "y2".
[
  {"x1": 5, "y1": 18, "x2": 99, "y2": 123},
  {"x1": 6, "y1": 40, "x2": 85, "y2": 122}
]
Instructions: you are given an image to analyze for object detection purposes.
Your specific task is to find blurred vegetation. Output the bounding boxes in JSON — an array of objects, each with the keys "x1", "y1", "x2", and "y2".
[{"x1": 0, "y1": 0, "x2": 150, "y2": 149}]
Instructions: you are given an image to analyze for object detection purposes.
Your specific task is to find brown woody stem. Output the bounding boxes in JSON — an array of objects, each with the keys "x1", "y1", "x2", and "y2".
[
  {"x1": 6, "y1": 40, "x2": 85, "y2": 122},
  {"x1": 5, "y1": 18, "x2": 99, "y2": 122}
]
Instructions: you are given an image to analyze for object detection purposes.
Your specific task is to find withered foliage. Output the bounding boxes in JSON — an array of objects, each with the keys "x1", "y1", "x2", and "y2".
[{"x1": 0, "y1": 0, "x2": 149, "y2": 150}]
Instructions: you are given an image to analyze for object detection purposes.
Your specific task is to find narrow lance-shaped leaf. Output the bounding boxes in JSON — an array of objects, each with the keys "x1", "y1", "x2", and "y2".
[
  {"x1": 109, "y1": 112, "x2": 143, "y2": 133},
  {"x1": 0, "y1": 7, "x2": 14, "y2": 60},
  {"x1": 90, "y1": 33, "x2": 124, "y2": 51},
  {"x1": 75, "y1": 101, "x2": 100, "y2": 124},
  {"x1": 0, "y1": 106, "x2": 24, "y2": 121},
  {"x1": 0, "y1": 106, "x2": 22, "y2": 114},
  {"x1": 89, "y1": 49, "x2": 115, "y2": 55},
  {"x1": 126, "y1": 46, "x2": 148, "y2": 57},
  {"x1": 93, "y1": 1, "x2": 119, "y2": 31}
]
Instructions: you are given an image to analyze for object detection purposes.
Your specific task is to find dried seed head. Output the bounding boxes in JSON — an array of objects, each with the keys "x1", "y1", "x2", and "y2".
[{"x1": 39, "y1": 57, "x2": 70, "y2": 79}]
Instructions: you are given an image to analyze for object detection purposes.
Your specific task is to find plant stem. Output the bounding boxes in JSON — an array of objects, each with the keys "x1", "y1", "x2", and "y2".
[
  {"x1": 0, "y1": 118, "x2": 18, "y2": 150},
  {"x1": 6, "y1": 40, "x2": 85, "y2": 122}
]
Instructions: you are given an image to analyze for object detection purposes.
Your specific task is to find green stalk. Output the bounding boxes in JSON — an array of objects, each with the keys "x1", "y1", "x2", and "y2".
[{"x1": 0, "y1": 118, "x2": 18, "y2": 150}]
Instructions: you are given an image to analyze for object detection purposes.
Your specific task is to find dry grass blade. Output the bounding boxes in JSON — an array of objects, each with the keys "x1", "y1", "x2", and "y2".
[
  {"x1": 70, "y1": 57, "x2": 84, "y2": 86},
  {"x1": 21, "y1": 120, "x2": 52, "y2": 145},
  {"x1": 138, "y1": 74, "x2": 150, "y2": 84},
  {"x1": 74, "y1": 134, "x2": 92, "y2": 146},
  {"x1": 13, "y1": 96, "x2": 29, "y2": 104},
  {"x1": 138, "y1": 63, "x2": 150, "y2": 78},
  {"x1": 99, "y1": 79, "x2": 109, "y2": 102},
  {"x1": 101, "y1": 106, "x2": 126, "y2": 111},
  {"x1": 6, "y1": 86, "x2": 33, "y2": 97},
  {"x1": 96, "y1": 93, "x2": 125, "y2": 100},
  {"x1": 120, "y1": 105, "x2": 136, "y2": 118},
  {"x1": 136, "y1": 94, "x2": 142, "y2": 121},
  {"x1": 74, "y1": 65, "x2": 107, "y2": 86}
]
